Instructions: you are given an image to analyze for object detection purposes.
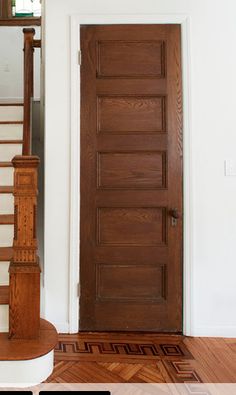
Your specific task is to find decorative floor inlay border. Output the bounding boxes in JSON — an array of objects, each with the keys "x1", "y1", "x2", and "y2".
[
  {"x1": 48, "y1": 334, "x2": 202, "y2": 383},
  {"x1": 55, "y1": 336, "x2": 193, "y2": 361},
  {"x1": 163, "y1": 361, "x2": 202, "y2": 383}
]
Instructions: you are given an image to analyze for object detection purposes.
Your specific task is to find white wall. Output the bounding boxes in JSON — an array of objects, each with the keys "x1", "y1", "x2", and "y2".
[
  {"x1": 43, "y1": 0, "x2": 236, "y2": 336},
  {"x1": 0, "y1": 26, "x2": 41, "y2": 100}
]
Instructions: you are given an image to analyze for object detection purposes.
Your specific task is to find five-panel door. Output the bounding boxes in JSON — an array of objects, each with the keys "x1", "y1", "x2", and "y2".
[{"x1": 80, "y1": 24, "x2": 183, "y2": 332}]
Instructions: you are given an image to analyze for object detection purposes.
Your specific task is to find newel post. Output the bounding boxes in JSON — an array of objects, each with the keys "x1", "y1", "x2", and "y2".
[{"x1": 9, "y1": 156, "x2": 41, "y2": 340}]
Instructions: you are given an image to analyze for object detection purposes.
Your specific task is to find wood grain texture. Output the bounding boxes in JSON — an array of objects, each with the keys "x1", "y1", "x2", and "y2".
[
  {"x1": 96, "y1": 264, "x2": 166, "y2": 302},
  {"x1": 0, "y1": 246, "x2": 13, "y2": 261},
  {"x1": 9, "y1": 155, "x2": 41, "y2": 339},
  {"x1": 0, "y1": 17, "x2": 41, "y2": 26},
  {"x1": 0, "y1": 319, "x2": 57, "y2": 361},
  {"x1": 0, "y1": 186, "x2": 13, "y2": 194},
  {"x1": 0, "y1": 121, "x2": 23, "y2": 125},
  {"x1": 80, "y1": 25, "x2": 183, "y2": 332},
  {"x1": 0, "y1": 140, "x2": 23, "y2": 144},
  {"x1": 0, "y1": 214, "x2": 14, "y2": 224},
  {"x1": 23, "y1": 28, "x2": 35, "y2": 155},
  {"x1": 97, "y1": 40, "x2": 165, "y2": 78},
  {"x1": 0, "y1": 161, "x2": 13, "y2": 167},
  {"x1": 97, "y1": 151, "x2": 166, "y2": 189},
  {"x1": 0, "y1": 0, "x2": 11, "y2": 18},
  {"x1": 46, "y1": 333, "x2": 236, "y2": 383},
  {"x1": 98, "y1": 96, "x2": 166, "y2": 133},
  {"x1": 0, "y1": 285, "x2": 9, "y2": 304},
  {"x1": 97, "y1": 207, "x2": 166, "y2": 246}
]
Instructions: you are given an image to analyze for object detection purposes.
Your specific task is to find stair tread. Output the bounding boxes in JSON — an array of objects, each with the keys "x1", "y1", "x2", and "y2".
[
  {"x1": 0, "y1": 247, "x2": 13, "y2": 262},
  {"x1": 0, "y1": 285, "x2": 9, "y2": 305},
  {"x1": 0, "y1": 162, "x2": 13, "y2": 167},
  {"x1": 0, "y1": 186, "x2": 14, "y2": 194},
  {"x1": 0, "y1": 121, "x2": 23, "y2": 124},
  {"x1": 0, "y1": 103, "x2": 23, "y2": 106},
  {"x1": 0, "y1": 215, "x2": 14, "y2": 225},
  {"x1": 0, "y1": 140, "x2": 23, "y2": 144}
]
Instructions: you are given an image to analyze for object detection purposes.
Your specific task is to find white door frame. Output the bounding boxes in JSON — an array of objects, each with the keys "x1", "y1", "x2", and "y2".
[{"x1": 69, "y1": 13, "x2": 193, "y2": 335}]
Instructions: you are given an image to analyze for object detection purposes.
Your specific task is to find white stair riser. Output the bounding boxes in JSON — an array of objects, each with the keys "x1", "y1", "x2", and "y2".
[
  {"x1": 0, "y1": 168, "x2": 13, "y2": 186},
  {"x1": 0, "y1": 144, "x2": 22, "y2": 161},
  {"x1": 0, "y1": 124, "x2": 23, "y2": 140},
  {"x1": 0, "y1": 225, "x2": 14, "y2": 247},
  {"x1": 0, "y1": 194, "x2": 14, "y2": 215},
  {"x1": 0, "y1": 106, "x2": 23, "y2": 122},
  {"x1": 0, "y1": 262, "x2": 9, "y2": 286},
  {"x1": 0, "y1": 305, "x2": 9, "y2": 333},
  {"x1": 0, "y1": 351, "x2": 54, "y2": 386}
]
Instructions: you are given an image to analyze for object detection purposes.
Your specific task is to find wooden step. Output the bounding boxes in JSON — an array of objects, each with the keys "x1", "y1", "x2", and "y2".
[
  {"x1": 0, "y1": 285, "x2": 9, "y2": 304},
  {"x1": 0, "y1": 319, "x2": 57, "y2": 361},
  {"x1": 0, "y1": 140, "x2": 23, "y2": 144},
  {"x1": 0, "y1": 103, "x2": 23, "y2": 106},
  {"x1": 0, "y1": 121, "x2": 23, "y2": 125},
  {"x1": 0, "y1": 215, "x2": 14, "y2": 225},
  {"x1": 0, "y1": 162, "x2": 13, "y2": 167},
  {"x1": 0, "y1": 247, "x2": 13, "y2": 261},
  {"x1": 0, "y1": 186, "x2": 14, "y2": 194}
]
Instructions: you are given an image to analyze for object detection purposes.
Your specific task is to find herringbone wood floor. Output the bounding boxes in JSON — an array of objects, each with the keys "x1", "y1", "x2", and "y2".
[{"x1": 46, "y1": 334, "x2": 236, "y2": 383}]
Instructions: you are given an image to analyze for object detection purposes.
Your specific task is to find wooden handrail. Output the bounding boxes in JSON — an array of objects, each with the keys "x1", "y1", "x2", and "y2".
[{"x1": 22, "y1": 28, "x2": 35, "y2": 155}]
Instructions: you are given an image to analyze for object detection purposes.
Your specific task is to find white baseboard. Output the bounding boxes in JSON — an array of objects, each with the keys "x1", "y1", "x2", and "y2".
[{"x1": 192, "y1": 326, "x2": 236, "y2": 338}]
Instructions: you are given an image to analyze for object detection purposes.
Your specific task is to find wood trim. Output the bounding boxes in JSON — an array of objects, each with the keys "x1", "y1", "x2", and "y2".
[{"x1": 70, "y1": 14, "x2": 192, "y2": 334}]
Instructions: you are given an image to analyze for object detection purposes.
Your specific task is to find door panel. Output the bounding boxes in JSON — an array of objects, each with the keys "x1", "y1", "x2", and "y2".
[
  {"x1": 80, "y1": 24, "x2": 183, "y2": 332},
  {"x1": 98, "y1": 95, "x2": 166, "y2": 133}
]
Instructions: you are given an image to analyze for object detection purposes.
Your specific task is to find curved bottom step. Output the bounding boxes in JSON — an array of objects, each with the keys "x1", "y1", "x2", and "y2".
[{"x1": 0, "y1": 318, "x2": 57, "y2": 387}]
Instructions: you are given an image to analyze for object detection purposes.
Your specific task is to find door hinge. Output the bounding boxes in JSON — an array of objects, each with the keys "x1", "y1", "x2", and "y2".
[
  {"x1": 77, "y1": 283, "x2": 81, "y2": 297},
  {"x1": 78, "y1": 50, "x2": 82, "y2": 66}
]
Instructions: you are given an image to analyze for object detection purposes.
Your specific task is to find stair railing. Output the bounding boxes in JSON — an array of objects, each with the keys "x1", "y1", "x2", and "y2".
[
  {"x1": 23, "y1": 28, "x2": 41, "y2": 155},
  {"x1": 9, "y1": 28, "x2": 41, "y2": 339}
]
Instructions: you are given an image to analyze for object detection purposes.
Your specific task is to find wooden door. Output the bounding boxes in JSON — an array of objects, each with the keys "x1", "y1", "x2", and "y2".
[{"x1": 80, "y1": 25, "x2": 183, "y2": 332}]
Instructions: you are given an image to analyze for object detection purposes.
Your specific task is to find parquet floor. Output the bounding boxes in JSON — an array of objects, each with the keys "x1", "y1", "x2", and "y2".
[{"x1": 46, "y1": 333, "x2": 236, "y2": 383}]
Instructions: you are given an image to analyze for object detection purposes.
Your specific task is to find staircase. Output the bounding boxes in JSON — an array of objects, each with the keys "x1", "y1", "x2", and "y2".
[
  {"x1": 0, "y1": 103, "x2": 23, "y2": 332},
  {"x1": 0, "y1": 29, "x2": 57, "y2": 386}
]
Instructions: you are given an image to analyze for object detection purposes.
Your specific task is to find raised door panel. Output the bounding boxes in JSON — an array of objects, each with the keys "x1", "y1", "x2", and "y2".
[
  {"x1": 96, "y1": 264, "x2": 166, "y2": 301},
  {"x1": 98, "y1": 96, "x2": 166, "y2": 133},
  {"x1": 97, "y1": 40, "x2": 166, "y2": 78},
  {"x1": 97, "y1": 151, "x2": 167, "y2": 189},
  {"x1": 97, "y1": 207, "x2": 167, "y2": 246}
]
